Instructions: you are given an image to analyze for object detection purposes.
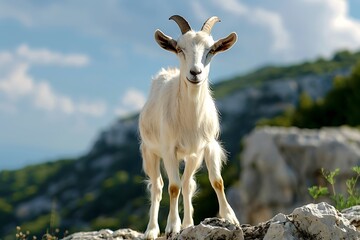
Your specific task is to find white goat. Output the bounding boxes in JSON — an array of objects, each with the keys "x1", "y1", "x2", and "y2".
[{"x1": 139, "y1": 15, "x2": 239, "y2": 239}]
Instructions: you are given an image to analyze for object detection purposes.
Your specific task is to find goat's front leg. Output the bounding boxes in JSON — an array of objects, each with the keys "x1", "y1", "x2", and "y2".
[
  {"x1": 163, "y1": 151, "x2": 181, "y2": 237},
  {"x1": 181, "y1": 153, "x2": 203, "y2": 229},
  {"x1": 204, "y1": 140, "x2": 239, "y2": 225},
  {"x1": 142, "y1": 144, "x2": 163, "y2": 240}
]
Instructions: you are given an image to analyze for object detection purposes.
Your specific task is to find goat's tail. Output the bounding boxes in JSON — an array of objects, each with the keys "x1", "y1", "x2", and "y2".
[{"x1": 204, "y1": 139, "x2": 227, "y2": 171}]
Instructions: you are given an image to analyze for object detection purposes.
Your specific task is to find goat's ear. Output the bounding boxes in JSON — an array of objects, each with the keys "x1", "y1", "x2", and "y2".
[
  {"x1": 211, "y1": 32, "x2": 237, "y2": 54},
  {"x1": 155, "y1": 29, "x2": 177, "y2": 54}
]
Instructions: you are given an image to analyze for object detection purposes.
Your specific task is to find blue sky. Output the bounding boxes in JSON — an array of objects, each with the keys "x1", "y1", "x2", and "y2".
[{"x1": 1, "y1": 0, "x2": 360, "y2": 170}]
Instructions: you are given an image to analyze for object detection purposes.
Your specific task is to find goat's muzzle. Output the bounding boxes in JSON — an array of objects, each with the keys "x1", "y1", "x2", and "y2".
[{"x1": 186, "y1": 77, "x2": 203, "y2": 85}]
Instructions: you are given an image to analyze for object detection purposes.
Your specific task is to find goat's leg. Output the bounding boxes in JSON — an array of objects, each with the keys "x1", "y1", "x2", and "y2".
[
  {"x1": 142, "y1": 144, "x2": 163, "y2": 239},
  {"x1": 204, "y1": 140, "x2": 239, "y2": 225},
  {"x1": 181, "y1": 153, "x2": 203, "y2": 228},
  {"x1": 162, "y1": 151, "x2": 181, "y2": 236}
]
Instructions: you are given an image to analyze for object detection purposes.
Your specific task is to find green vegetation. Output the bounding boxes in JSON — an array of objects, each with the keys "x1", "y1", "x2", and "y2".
[
  {"x1": 308, "y1": 167, "x2": 360, "y2": 210},
  {"x1": 15, "y1": 225, "x2": 68, "y2": 240},
  {"x1": 259, "y1": 61, "x2": 360, "y2": 128}
]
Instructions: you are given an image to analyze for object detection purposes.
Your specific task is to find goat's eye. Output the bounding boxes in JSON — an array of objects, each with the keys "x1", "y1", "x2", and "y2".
[{"x1": 208, "y1": 49, "x2": 215, "y2": 56}]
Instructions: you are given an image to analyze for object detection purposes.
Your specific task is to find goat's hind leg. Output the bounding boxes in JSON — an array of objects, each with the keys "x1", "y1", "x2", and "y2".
[
  {"x1": 204, "y1": 140, "x2": 239, "y2": 225},
  {"x1": 142, "y1": 144, "x2": 163, "y2": 239}
]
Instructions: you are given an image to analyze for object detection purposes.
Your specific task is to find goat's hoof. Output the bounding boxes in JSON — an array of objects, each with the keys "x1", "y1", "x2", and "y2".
[
  {"x1": 144, "y1": 228, "x2": 160, "y2": 240},
  {"x1": 220, "y1": 209, "x2": 240, "y2": 226},
  {"x1": 225, "y1": 214, "x2": 240, "y2": 226},
  {"x1": 165, "y1": 222, "x2": 180, "y2": 239},
  {"x1": 165, "y1": 231, "x2": 178, "y2": 240}
]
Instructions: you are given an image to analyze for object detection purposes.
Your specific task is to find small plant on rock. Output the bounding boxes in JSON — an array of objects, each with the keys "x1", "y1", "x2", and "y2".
[{"x1": 308, "y1": 166, "x2": 360, "y2": 210}]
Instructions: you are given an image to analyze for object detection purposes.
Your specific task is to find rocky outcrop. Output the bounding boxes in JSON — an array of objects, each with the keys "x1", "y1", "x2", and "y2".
[
  {"x1": 342, "y1": 205, "x2": 360, "y2": 231},
  {"x1": 63, "y1": 202, "x2": 359, "y2": 240},
  {"x1": 172, "y1": 218, "x2": 244, "y2": 240},
  {"x1": 63, "y1": 229, "x2": 144, "y2": 240},
  {"x1": 228, "y1": 126, "x2": 360, "y2": 225}
]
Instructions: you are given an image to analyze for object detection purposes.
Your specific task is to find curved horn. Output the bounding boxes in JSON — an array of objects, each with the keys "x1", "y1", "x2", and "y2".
[
  {"x1": 169, "y1": 15, "x2": 191, "y2": 34},
  {"x1": 201, "y1": 16, "x2": 221, "y2": 35}
]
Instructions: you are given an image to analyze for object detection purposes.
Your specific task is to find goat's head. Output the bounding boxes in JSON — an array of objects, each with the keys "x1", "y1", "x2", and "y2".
[{"x1": 155, "y1": 15, "x2": 237, "y2": 86}]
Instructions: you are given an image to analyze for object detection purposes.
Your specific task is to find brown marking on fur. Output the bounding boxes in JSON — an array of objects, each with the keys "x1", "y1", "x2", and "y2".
[
  {"x1": 214, "y1": 179, "x2": 224, "y2": 192},
  {"x1": 169, "y1": 185, "x2": 180, "y2": 198}
]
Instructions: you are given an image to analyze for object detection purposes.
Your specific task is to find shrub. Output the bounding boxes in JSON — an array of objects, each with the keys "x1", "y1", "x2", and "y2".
[{"x1": 308, "y1": 167, "x2": 360, "y2": 210}]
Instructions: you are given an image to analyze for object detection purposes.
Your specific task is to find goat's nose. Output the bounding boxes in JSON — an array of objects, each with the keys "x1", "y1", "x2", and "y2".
[{"x1": 190, "y1": 68, "x2": 202, "y2": 76}]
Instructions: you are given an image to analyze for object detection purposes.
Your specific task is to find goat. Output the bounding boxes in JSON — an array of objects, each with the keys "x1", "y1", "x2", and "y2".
[{"x1": 139, "y1": 15, "x2": 239, "y2": 239}]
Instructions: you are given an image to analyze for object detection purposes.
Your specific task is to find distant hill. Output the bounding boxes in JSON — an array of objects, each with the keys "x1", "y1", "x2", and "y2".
[
  {"x1": 214, "y1": 50, "x2": 360, "y2": 98},
  {"x1": 1, "y1": 50, "x2": 360, "y2": 239}
]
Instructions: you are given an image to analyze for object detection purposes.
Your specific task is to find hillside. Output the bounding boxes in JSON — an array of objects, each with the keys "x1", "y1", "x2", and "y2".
[
  {"x1": 258, "y1": 60, "x2": 360, "y2": 128},
  {"x1": 214, "y1": 50, "x2": 360, "y2": 98},
  {"x1": 1, "y1": 50, "x2": 360, "y2": 239}
]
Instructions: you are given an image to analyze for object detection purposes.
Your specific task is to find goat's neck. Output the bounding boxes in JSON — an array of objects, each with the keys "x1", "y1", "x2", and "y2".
[{"x1": 178, "y1": 74, "x2": 210, "y2": 116}]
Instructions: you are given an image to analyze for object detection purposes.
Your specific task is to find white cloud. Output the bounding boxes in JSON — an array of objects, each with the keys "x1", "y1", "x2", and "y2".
[
  {"x1": 269, "y1": 0, "x2": 360, "y2": 59},
  {"x1": 0, "y1": 45, "x2": 105, "y2": 117},
  {"x1": 33, "y1": 81, "x2": 76, "y2": 115},
  {"x1": 16, "y1": 44, "x2": 89, "y2": 67},
  {"x1": 0, "y1": 63, "x2": 34, "y2": 99},
  {"x1": 207, "y1": 0, "x2": 360, "y2": 65},
  {"x1": 115, "y1": 88, "x2": 146, "y2": 116},
  {"x1": 58, "y1": 96, "x2": 75, "y2": 114},
  {"x1": 211, "y1": 0, "x2": 292, "y2": 53},
  {"x1": 251, "y1": 8, "x2": 292, "y2": 52},
  {"x1": 190, "y1": 2, "x2": 211, "y2": 22},
  {"x1": 214, "y1": 0, "x2": 248, "y2": 15},
  {"x1": 33, "y1": 81, "x2": 57, "y2": 111},
  {"x1": 122, "y1": 88, "x2": 146, "y2": 110},
  {"x1": 320, "y1": 0, "x2": 360, "y2": 50}
]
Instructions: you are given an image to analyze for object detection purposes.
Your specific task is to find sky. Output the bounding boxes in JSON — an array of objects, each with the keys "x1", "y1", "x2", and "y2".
[{"x1": 1, "y1": 0, "x2": 360, "y2": 170}]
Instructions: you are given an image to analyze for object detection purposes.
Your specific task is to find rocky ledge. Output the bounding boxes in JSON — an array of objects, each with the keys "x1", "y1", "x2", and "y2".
[{"x1": 63, "y1": 202, "x2": 359, "y2": 240}]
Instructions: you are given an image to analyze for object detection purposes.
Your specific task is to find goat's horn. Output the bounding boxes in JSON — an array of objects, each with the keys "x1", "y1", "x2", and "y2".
[
  {"x1": 201, "y1": 16, "x2": 221, "y2": 35},
  {"x1": 169, "y1": 15, "x2": 191, "y2": 34}
]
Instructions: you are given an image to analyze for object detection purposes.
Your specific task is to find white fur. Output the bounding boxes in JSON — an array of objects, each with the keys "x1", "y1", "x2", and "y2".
[{"x1": 139, "y1": 22, "x2": 238, "y2": 240}]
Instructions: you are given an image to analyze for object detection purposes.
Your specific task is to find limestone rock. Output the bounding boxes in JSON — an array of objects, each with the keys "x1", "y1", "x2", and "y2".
[
  {"x1": 342, "y1": 205, "x2": 360, "y2": 231},
  {"x1": 265, "y1": 202, "x2": 359, "y2": 240},
  {"x1": 244, "y1": 202, "x2": 359, "y2": 240},
  {"x1": 172, "y1": 218, "x2": 244, "y2": 240},
  {"x1": 62, "y1": 228, "x2": 144, "y2": 240},
  {"x1": 63, "y1": 203, "x2": 359, "y2": 240},
  {"x1": 229, "y1": 126, "x2": 360, "y2": 225}
]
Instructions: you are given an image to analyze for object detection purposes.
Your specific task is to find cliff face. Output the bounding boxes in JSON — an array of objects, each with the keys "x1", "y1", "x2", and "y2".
[
  {"x1": 227, "y1": 126, "x2": 360, "y2": 225},
  {"x1": 63, "y1": 203, "x2": 360, "y2": 240},
  {"x1": 218, "y1": 71, "x2": 337, "y2": 157}
]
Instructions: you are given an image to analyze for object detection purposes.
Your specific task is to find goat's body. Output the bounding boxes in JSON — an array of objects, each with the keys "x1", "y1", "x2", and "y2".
[
  {"x1": 140, "y1": 15, "x2": 238, "y2": 239},
  {"x1": 140, "y1": 68, "x2": 219, "y2": 160},
  {"x1": 139, "y1": 68, "x2": 238, "y2": 239}
]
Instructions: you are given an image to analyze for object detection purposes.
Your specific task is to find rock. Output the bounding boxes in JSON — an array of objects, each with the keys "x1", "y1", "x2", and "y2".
[
  {"x1": 342, "y1": 205, "x2": 360, "y2": 231},
  {"x1": 229, "y1": 126, "x2": 360, "y2": 225},
  {"x1": 244, "y1": 202, "x2": 360, "y2": 240},
  {"x1": 62, "y1": 228, "x2": 144, "y2": 240},
  {"x1": 284, "y1": 202, "x2": 359, "y2": 240},
  {"x1": 63, "y1": 203, "x2": 359, "y2": 240},
  {"x1": 172, "y1": 218, "x2": 244, "y2": 240}
]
